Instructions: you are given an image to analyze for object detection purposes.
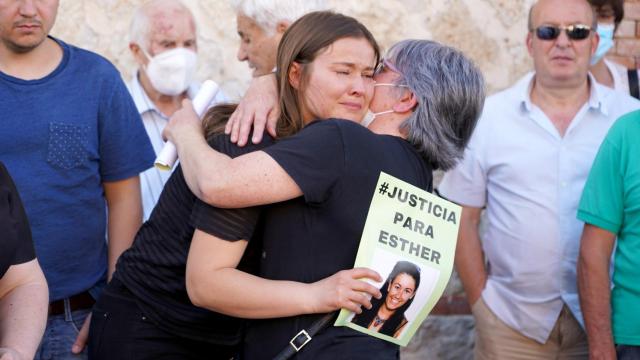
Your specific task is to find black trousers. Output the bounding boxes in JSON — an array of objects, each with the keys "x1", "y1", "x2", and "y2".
[
  {"x1": 617, "y1": 344, "x2": 640, "y2": 360},
  {"x1": 87, "y1": 279, "x2": 238, "y2": 360}
]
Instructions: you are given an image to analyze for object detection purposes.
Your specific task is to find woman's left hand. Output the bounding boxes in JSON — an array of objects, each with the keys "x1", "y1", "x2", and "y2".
[{"x1": 308, "y1": 268, "x2": 383, "y2": 314}]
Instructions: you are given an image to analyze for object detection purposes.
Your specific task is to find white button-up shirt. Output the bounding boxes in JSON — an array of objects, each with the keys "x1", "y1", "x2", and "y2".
[
  {"x1": 604, "y1": 59, "x2": 639, "y2": 97},
  {"x1": 127, "y1": 73, "x2": 228, "y2": 220},
  {"x1": 439, "y1": 73, "x2": 640, "y2": 343}
]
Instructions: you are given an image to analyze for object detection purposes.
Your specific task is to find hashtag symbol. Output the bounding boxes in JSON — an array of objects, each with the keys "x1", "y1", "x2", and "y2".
[{"x1": 378, "y1": 182, "x2": 389, "y2": 195}]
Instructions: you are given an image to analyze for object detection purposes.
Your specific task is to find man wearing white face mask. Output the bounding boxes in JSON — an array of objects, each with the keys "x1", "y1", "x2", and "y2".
[
  {"x1": 128, "y1": 0, "x2": 228, "y2": 220},
  {"x1": 588, "y1": 0, "x2": 640, "y2": 99}
]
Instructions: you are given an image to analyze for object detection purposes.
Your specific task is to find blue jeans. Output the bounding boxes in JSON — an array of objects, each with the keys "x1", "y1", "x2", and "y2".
[
  {"x1": 35, "y1": 299, "x2": 90, "y2": 360},
  {"x1": 617, "y1": 344, "x2": 640, "y2": 360}
]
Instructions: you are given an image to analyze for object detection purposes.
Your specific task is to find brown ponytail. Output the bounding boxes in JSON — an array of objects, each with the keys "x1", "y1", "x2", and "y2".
[{"x1": 201, "y1": 103, "x2": 237, "y2": 142}]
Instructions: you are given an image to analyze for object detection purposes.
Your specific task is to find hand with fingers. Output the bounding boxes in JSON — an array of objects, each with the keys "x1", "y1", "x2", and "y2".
[
  {"x1": 162, "y1": 99, "x2": 203, "y2": 144},
  {"x1": 0, "y1": 348, "x2": 24, "y2": 360},
  {"x1": 310, "y1": 268, "x2": 383, "y2": 314},
  {"x1": 226, "y1": 73, "x2": 279, "y2": 146},
  {"x1": 71, "y1": 313, "x2": 92, "y2": 355}
]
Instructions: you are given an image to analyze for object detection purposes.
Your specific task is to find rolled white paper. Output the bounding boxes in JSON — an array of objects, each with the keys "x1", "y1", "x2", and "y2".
[{"x1": 154, "y1": 80, "x2": 220, "y2": 170}]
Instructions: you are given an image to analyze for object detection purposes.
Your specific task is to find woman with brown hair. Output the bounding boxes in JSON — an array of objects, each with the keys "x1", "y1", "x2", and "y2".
[
  {"x1": 87, "y1": 11, "x2": 383, "y2": 360},
  {"x1": 352, "y1": 261, "x2": 421, "y2": 338},
  {"x1": 166, "y1": 25, "x2": 484, "y2": 360}
]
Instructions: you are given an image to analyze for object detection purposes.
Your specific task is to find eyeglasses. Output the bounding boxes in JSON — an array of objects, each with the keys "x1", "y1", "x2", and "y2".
[
  {"x1": 532, "y1": 24, "x2": 592, "y2": 41},
  {"x1": 374, "y1": 58, "x2": 402, "y2": 76},
  {"x1": 374, "y1": 58, "x2": 410, "y2": 88},
  {"x1": 374, "y1": 83, "x2": 410, "y2": 88}
]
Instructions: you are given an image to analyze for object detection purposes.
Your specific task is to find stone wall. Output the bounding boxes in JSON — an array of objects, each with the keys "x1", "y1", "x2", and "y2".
[
  {"x1": 51, "y1": 0, "x2": 640, "y2": 96},
  {"x1": 610, "y1": 0, "x2": 640, "y2": 67},
  {"x1": 50, "y1": 0, "x2": 640, "y2": 96},
  {"x1": 49, "y1": 1, "x2": 640, "y2": 359},
  {"x1": 51, "y1": 0, "x2": 542, "y2": 99}
]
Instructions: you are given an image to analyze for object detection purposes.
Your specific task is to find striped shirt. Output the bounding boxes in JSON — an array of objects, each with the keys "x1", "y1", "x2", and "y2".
[{"x1": 114, "y1": 132, "x2": 271, "y2": 344}]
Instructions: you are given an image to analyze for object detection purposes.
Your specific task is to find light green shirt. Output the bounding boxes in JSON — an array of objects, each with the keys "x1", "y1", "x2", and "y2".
[{"x1": 578, "y1": 110, "x2": 640, "y2": 346}]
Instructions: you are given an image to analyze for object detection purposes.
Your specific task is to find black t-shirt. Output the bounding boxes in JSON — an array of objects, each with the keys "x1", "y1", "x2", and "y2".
[
  {"x1": 243, "y1": 120, "x2": 433, "y2": 359},
  {"x1": 0, "y1": 162, "x2": 35, "y2": 279},
  {"x1": 113, "y1": 133, "x2": 272, "y2": 345}
]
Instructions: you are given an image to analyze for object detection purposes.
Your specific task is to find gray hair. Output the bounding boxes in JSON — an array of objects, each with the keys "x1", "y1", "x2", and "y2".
[
  {"x1": 130, "y1": 0, "x2": 195, "y2": 49},
  {"x1": 389, "y1": 40, "x2": 485, "y2": 171},
  {"x1": 230, "y1": 0, "x2": 327, "y2": 35},
  {"x1": 527, "y1": 0, "x2": 598, "y2": 31}
]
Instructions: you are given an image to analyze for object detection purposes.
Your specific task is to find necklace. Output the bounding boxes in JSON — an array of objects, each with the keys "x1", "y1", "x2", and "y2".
[{"x1": 373, "y1": 315, "x2": 387, "y2": 327}]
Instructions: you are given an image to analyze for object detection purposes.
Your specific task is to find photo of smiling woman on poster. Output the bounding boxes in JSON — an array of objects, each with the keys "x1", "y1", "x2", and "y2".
[{"x1": 352, "y1": 261, "x2": 421, "y2": 338}]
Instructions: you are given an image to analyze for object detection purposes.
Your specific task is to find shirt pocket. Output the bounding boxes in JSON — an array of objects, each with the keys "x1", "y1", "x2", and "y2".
[{"x1": 46, "y1": 122, "x2": 90, "y2": 170}]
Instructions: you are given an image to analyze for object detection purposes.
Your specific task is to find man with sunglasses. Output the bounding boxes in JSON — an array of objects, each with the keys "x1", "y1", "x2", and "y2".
[{"x1": 439, "y1": 0, "x2": 640, "y2": 358}]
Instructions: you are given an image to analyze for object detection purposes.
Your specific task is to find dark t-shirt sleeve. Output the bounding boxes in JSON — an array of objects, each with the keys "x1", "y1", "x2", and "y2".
[
  {"x1": 190, "y1": 132, "x2": 272, "y2": 241},
  {"x1": 97, "y1": 67, "x2": 155, "y2": 181},
  {"x1": 0, "y1": 162, "x2": 36, "y2": 279},
  {"x1": 263, "y1": 120, "x2": 345, "y2": 204}
]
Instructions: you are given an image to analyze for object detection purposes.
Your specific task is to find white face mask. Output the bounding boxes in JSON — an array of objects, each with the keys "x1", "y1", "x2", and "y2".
[
  {"x1": 362, "y1": 109, "x2": 395, "y2": 127},
  {"x1": 362, "y1": 111, "x2": 375, "y2": 127},
  {"x1": 591, "y1": 23, "x2": 616, "y2": 66},
  {"x1": 364, "y1": 82, "x2": 406, "y2": 124},
  {"x1": 371, "y1": 109, "x2": 395, "y2": 117},
  {"x1": 143, "y1": 47, "x2": 197, "y2": 96}
]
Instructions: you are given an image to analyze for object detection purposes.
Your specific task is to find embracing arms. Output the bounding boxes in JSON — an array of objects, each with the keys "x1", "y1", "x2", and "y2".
[
  {"x1": 0, "y1": 260, "x2": 48, "y2": 360},
  {"x1": 164, "y1": 100, "x2": 301, "y2": 208},
  {"x1": 225, "y1": 74, "x2": 279, "y2": 146},
  {"x1": 185, "y1": 230, "x2": 382, "y2": 318}
]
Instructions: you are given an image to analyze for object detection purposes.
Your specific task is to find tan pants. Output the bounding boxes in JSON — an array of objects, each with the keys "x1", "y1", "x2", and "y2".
[{"x1": 472, "y1": 298, "x2": 588, "y2": 360}]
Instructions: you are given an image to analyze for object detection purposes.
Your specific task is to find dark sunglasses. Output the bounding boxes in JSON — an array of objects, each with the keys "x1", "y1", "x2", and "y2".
[{"x1": 533, "y1": 24, "x2": 592, "y2": 41}]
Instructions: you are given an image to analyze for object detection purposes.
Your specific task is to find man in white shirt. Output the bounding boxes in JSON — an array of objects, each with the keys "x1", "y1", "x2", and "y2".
[
  {"x1": 127, "y1": 0, "x2": 227, "y2": 220},
  {"x1": 438, "y1": 0, "x2": 640, "y2": 358}
]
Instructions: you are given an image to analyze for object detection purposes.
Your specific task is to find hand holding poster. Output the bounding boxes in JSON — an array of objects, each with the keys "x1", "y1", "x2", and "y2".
[{"x1": 334, "y1": 172, "x2": 461, "y2": 346}]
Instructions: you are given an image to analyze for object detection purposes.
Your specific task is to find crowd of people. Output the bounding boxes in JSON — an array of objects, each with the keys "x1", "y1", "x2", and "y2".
[{"x1": 0, "y1": 0, "x2": 638, "y2": 359}]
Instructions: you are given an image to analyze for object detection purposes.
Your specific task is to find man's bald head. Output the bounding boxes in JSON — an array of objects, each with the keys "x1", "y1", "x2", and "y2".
[
  {"x1": 528, "y1": 0, "x2": 597, "y2": 31},
  {"x1": 525, "y1": 0, "x2": 600, "y2": 89},
  {"x1": 130, "y1": 0, "x2": 196, "y2": 50}
]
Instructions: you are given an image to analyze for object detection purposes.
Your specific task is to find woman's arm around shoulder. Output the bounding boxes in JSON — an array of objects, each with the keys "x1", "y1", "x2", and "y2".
[
  {"x1": 185, "y1": 229, "x2": 383, "y2": 318},
  {"x1": 164, "y1": 101, "x2": 302, "y2": 208},
  {"x1": 0, "y1": 259, "x2": 48, "y2": 360}
]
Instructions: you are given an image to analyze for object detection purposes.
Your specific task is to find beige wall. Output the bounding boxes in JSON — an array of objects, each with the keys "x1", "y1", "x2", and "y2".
[{"x1": 51, "y1": 0, "x2": 537, "y2": 100}]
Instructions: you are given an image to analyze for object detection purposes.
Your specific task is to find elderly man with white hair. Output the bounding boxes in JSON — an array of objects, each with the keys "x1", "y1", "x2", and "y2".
[
  {"x1": 227, "y1": 0, "x2": 326, "y2": 145},
  {"x1": 128, "y1": 0, "x2": 228, "y2": 220},
  {"x1": 232, "y1": 0, "x2": 326, "y2": 77}
]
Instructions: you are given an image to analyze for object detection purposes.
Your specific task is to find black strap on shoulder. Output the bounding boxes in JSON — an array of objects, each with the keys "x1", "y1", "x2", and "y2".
[
  {"x1": 272, "y1": 312, "x2": 337, "y2": 360},
  {"x1": 628, "y1": 68, "x2": 639, "y2": 100}
]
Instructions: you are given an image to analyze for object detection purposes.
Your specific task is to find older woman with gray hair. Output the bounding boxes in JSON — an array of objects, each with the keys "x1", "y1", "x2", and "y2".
[
  {"x1": 165, "y1": 36, "x2": 484, "y2": 359},
  {"x1": 370, "y1": 39, "x2": 483, "y2": 170},
  {"x1": 226, "y1": 39, "x2": 484, "y2": 170}
]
